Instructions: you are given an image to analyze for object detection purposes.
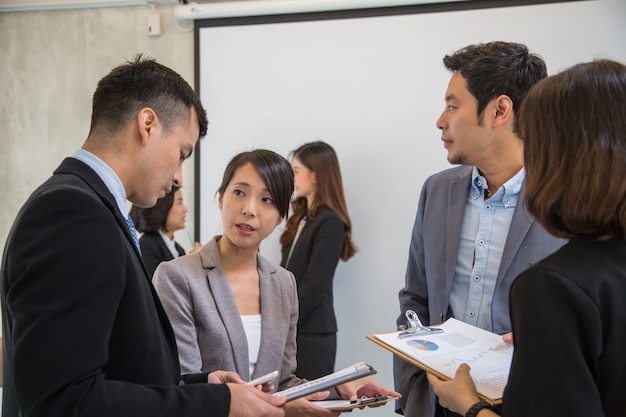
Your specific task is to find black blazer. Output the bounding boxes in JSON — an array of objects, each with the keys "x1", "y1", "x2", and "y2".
[
  {"x1": 281, "y1": 208, "x2": 345, "y2": 334},
  {"x1": 139, "y1": 231, "x2": 185, "y2": 278},
  {"x1": 1, "y1": 157, "x2": 229, "y2": 417}
]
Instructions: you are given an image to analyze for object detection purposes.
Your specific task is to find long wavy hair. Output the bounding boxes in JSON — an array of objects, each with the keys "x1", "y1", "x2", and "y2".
[{"x1": 280, "y1": 141, "x2": 356, "y2": 261}]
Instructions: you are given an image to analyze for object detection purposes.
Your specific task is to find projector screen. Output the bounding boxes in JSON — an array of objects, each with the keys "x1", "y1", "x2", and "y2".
[{"x1": 194, "y1": 0, "x2": 626, "y2": 407}]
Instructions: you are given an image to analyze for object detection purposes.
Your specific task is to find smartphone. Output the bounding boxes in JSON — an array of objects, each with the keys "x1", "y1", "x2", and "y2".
[{"x1": 245, "y1": 370, "x2": 279, "y2": 386}]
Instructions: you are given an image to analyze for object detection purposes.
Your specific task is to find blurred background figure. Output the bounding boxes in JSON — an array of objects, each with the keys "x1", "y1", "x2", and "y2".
[
  {"x1": 280, "y1": 141, "x2": 357, "y2": 380},
  {"x1": 130, "y1": 186, "x2": 201, "y2": 277}
]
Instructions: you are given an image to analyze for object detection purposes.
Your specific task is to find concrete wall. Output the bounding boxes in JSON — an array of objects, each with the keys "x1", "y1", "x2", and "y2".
[{"x1": 0, "y1": 4, "x2": 197, "y2": 257}]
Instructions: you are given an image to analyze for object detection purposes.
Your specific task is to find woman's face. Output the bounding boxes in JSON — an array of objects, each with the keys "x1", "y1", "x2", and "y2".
[
  {"x1": 292, "y1": 156, "x2": 316, "y2": 201},
  {"x1": 218, "y1": 162, "x2": 282, "y2": 250},
  {"x1": 165, "y1": 189, "x2": 187, "y2": 235}
]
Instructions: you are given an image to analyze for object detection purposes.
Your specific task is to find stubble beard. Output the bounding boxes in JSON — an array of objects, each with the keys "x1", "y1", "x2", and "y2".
[{"x1": 447, "y1": 153, "x2": 468, "y2": 166}]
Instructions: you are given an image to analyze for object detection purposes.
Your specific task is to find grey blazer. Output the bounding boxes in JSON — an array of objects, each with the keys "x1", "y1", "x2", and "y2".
[
  {"x1": 153, "y1": 236, "x2": 302, "y2": 391},
  {"x1": 394, "y1": 166, "x2": 566, "y2": 417}
]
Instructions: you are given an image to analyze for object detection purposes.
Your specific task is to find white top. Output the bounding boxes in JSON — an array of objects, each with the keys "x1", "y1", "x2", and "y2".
[{"x1": 241, "y1": 314, "x2": 262, "y2": 376}]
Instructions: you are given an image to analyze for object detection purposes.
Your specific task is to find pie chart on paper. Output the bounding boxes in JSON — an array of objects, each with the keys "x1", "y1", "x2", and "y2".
[{"x1": 407, "y1": 339, "x2": 439, "y2": 351}]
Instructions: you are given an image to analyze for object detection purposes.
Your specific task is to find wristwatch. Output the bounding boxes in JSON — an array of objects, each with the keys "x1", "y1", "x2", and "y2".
[{"x1": 465, "y1": 400, "x2": 499, "y2": 417}]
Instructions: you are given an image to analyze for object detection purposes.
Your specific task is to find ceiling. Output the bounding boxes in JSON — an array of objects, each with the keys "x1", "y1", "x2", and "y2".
[{"x1": 0, "y1": 0, "x2": 257, "y2": 13}]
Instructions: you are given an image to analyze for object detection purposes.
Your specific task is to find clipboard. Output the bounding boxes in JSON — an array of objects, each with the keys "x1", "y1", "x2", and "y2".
[
  {"x1": 368, "y1": 318, "x2": 512, "y2": 405},
  {"x1": 274, "y1": 362, "x2": 377, "y2": 402},
  {"x1": 311, "y1": 395, "x2": 398, "y2": 411}
]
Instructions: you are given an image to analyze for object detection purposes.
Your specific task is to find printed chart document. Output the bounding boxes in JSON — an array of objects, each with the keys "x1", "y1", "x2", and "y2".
[{"x1": 368, "y1": 318, "x2": 512, "y2": 403}]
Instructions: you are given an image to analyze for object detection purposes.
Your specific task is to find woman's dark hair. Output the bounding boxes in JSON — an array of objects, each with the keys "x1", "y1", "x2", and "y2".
[
  {"x1": 520, "y1": 59, "x2": 626, "y2": 239},
  {"x1": 217, "y1": 149, "x2": 294, "y2": 219},
  {"x1": 279, "y1": 141, "x2": 357, "y2": 261},
  {"x1": 130, "y1": 186, "x2": 180, "y2": 233}
]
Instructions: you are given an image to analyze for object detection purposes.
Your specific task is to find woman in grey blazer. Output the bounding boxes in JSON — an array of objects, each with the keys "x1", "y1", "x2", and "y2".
[{"x1": 154, "y1": 150, "x2": 400, "y2": 416}]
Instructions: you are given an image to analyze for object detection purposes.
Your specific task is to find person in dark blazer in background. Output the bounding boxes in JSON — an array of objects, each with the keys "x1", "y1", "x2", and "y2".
[
  {"x1": 130, "y1": 186, "x2": 201, "y2": 277},
  {"x1": 280, "y1": 141, "x2": 357, "y2": 380},
  {"x1": 394, "y1": 42, "x2": 566, "y2": 417},
  {"x1": 0, "y1": 54, "x2": 285, "y2": 417}
]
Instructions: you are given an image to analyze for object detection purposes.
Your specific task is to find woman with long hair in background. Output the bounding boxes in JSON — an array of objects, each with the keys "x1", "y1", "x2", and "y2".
[{"x1": 280, "y1": 141, "x2": 357, "y2": 380}]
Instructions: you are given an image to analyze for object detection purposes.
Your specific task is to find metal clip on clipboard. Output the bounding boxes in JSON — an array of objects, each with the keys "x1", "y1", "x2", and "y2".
[{"x1": 398, "y1": 310, "x2": 444, "y2": 338}]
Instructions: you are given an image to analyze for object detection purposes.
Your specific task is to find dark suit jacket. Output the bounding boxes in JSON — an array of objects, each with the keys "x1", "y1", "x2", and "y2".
[
  {"x1": 394, "y1": 166, "x2": 566, "y2": 417},
  {"x1": 280, "y1": 208, "x2": 345, "y2": 334},
  {"x1": 0, "y1": 157, "x2": 229, "y2": 417},
  {"x1": 505, "y1": 237, "x2": 626, "y2": 417},
  {"x1": 139, "y1": 231, "x2": 185, "y2": 278}
]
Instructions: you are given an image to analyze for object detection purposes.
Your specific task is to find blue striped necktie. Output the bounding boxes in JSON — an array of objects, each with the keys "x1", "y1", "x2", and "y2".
[{"x1": 125, "y1": 216, "x2": 141, "y2": 254}]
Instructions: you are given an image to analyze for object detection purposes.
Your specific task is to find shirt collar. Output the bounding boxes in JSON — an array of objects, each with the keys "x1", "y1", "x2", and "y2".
[
  {"x1": 159, "y1": 230, "x2": 179, "y2": 258},
  {"x1": 470, "y1": 166, "x2": 525, "y2": 206},
  {"x1": 72, "y1": 148, "x2": 129, "y2": 219}
]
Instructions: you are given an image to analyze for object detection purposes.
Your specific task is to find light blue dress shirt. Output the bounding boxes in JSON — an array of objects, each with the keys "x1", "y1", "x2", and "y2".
[
  {"x1": 72, "y1": 149, "x2": 129, "y2": 220},
  {"x1": 449, "y1": 167, "x2": 525, "y2": 331}
]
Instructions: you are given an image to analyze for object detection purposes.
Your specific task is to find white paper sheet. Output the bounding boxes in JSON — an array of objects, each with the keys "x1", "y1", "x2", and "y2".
[{"x1": 374, "y1": 318, "x2": 512, "y2": 400}]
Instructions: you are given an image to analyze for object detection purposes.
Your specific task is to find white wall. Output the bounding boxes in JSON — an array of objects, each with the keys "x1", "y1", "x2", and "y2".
[
  {"x1": 194, "y1": 1, "x2": 626, "y2": 414},
  {"x1": 1, "y1": 1, "x2": 626, "y2": 415}
]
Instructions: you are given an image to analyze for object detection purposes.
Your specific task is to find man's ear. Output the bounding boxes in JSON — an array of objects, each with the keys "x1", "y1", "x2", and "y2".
[
  {"x1": 493, "y1": 95, "x2": 514, "y2": 127},
  {"x1": 137, "y1": 107, "x2": 158, "y2": 145}
]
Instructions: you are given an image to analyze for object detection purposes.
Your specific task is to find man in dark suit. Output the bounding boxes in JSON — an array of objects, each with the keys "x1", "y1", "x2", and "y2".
[{"x1": 0, "y1": 55, "x2": 285, "y2": 417}]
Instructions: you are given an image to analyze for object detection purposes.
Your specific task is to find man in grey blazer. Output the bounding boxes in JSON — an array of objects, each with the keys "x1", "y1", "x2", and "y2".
[{"x1": 394, "y1": 42, "x2": 566, "y2": 417}]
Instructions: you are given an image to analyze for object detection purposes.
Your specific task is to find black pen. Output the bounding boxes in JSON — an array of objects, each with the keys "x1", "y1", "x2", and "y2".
[{"x1": 350, "y1": 395, "x2": 389, "y2": 405}]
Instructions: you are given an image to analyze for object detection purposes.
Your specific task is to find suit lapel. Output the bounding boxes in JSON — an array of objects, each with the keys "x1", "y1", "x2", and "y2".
[
  {"x1": 445, "y1": 169, "x2": 471, "y2": 291},
  {"x1": 203, "y1": 240, "x2": 251, "y2": 379},
  {"x1": 56, "y1": 158, "x2": 175, "y2": 347},
  {"x1": 56, "y1": 158, "x2": 149, "y2": 274},
  {"x1": 174, "y1": 242, "x2": 186, "y2": 257},
  {"x1": 253, "y1": 255, "x2": 281, "y2": 379},
  {"x1": 497, "y1": 185, "x2": 533, "y2": 284}
]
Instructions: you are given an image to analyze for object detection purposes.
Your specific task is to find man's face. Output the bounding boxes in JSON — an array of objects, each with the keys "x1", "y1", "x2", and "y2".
[
  {"x1": 436, "y1": 72, "x2": 490, "y2": 166},
  {"x1": 133, "y1": 107, "x2": 199, "y2": 208}
]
